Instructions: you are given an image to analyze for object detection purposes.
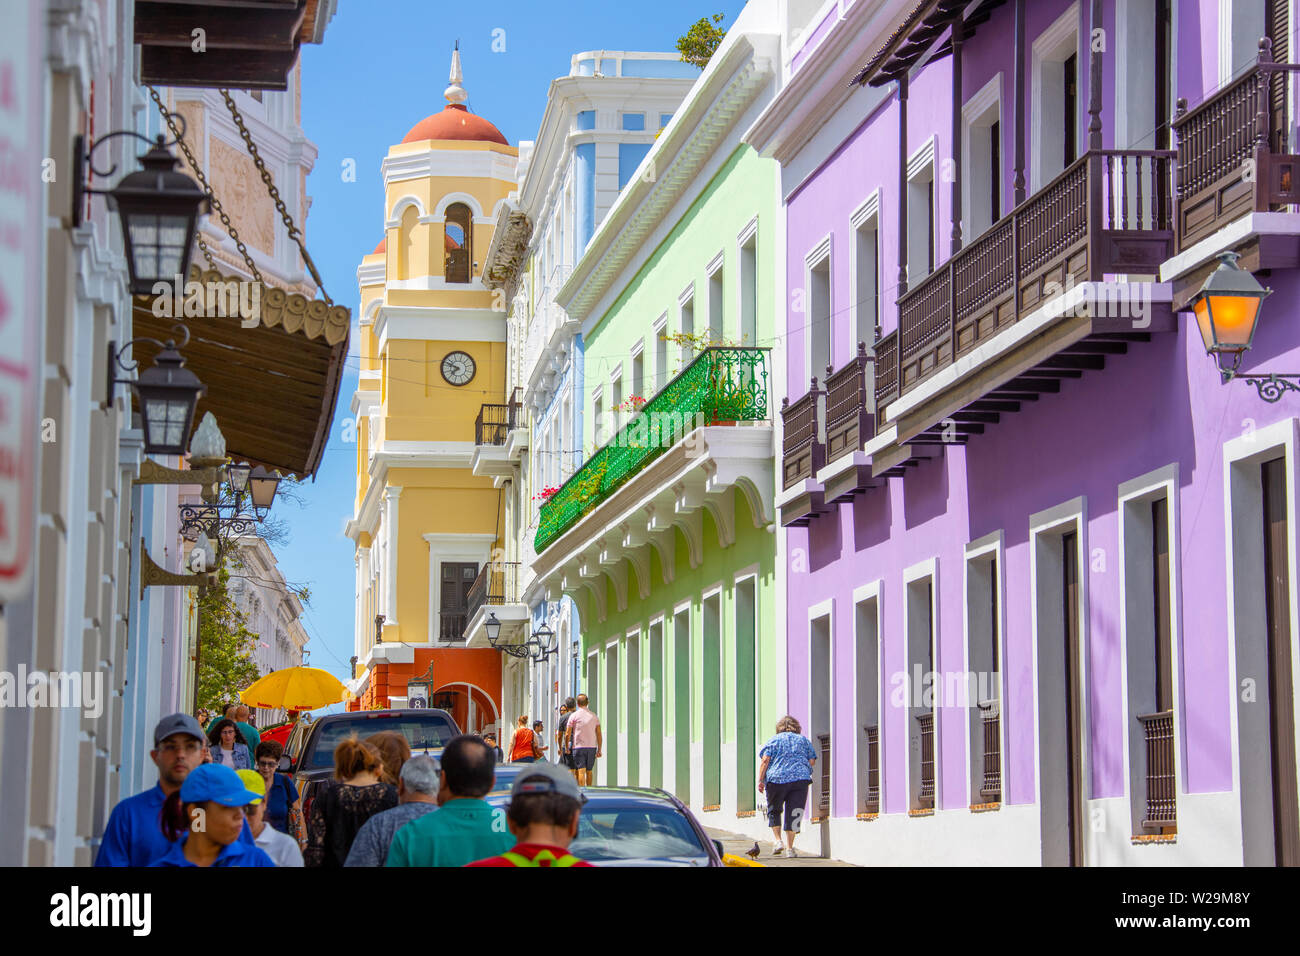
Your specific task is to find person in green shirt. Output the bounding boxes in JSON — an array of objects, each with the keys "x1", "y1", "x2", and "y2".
[
  {"x1": 387, "y1": 735, "x2": 512, "y2": 867},
  {"x1": 205, "y1": 703, "x2": 261, "y2": 756}
]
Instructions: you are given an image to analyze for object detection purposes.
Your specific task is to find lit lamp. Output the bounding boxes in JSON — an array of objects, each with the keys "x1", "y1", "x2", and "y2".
[
  {"x1": 73, "y1": 131, "x2": 208, "y2": 295},
  {"x1": 1188, "y1": 251, "x2": 1296, "y2": 401},
  {"x1": 108, "y1": 325, "x2": 206, "y2": 456}
]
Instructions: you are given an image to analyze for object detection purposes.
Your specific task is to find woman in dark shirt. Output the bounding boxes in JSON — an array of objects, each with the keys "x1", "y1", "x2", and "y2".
[{"x1": 304, "y1": 737, "x2": 397, "y2": 867}]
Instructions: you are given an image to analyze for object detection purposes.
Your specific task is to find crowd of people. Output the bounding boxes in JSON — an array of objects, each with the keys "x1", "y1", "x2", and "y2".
[{"x1": 94, "y1": 688, "x2": 820, "y2": 866}]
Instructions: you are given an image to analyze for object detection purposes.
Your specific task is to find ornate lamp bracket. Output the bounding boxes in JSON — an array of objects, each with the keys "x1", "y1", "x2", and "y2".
[{"x1": 139, "y1": 538, "x2": 216, "y2": 598}]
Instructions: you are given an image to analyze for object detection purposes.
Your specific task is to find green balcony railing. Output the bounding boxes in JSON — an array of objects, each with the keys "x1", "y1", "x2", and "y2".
[{"x1": 534, "y1": 346, "x2": 770, "y2": 554}]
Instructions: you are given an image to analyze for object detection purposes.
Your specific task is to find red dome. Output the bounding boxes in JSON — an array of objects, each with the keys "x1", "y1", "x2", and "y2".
[
  {"x1": 402, "y1": 104, "x2": 507, "y2": 145},
  {"x1": 373, "y1": 237, "x2": 386, "y2": 254}
]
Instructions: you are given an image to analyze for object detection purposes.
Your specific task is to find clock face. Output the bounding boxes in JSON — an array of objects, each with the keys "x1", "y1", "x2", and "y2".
[{"x1": 441, "y1": 350, "x2": 476, "y2": 386}]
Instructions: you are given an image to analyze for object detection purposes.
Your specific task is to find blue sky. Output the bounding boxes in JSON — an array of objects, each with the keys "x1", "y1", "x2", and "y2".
[{"x1": 278, "y1": 1, "x2": 747, "y2": 692}]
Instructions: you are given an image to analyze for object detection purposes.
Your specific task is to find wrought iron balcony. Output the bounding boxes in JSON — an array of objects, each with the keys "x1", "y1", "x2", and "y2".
[
  {"x1": 872, "y1": 146, "x2": 1174, "y2": 458},
  {"x1": 1173, "y1": 41, "x2": 1300, "y2": 251},
  {"x1": 534, "y1": 346, "x2": 770, "y2": 554},
  {"x1": 465, "y1": 560, "x2": 521, "y2": 625},
  {"x1": 475, "y1": 400, "x2": 518, "y2": 446},
  {"x1": 1137, "y1": 710, "x2": 1177, "y2": 830}
]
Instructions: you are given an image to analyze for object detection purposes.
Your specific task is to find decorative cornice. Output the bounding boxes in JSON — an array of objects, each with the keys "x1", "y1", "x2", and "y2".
[
  {"x1": 746, "y1": 0, "x2": 905, "y2": 165},
  {"x1": 557, "y1": 34, "x2": 779, "y2": 324}
]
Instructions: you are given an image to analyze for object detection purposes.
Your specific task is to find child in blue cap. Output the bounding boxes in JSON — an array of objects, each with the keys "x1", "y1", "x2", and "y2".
[{"x1": 149, "y1": 764, "x2": 277, "y2": 867}]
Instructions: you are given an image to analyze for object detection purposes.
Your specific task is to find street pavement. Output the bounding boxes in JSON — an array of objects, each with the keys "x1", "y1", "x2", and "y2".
[{"x1": 706, "y1": 826, "x2": 857, "y2": 867}]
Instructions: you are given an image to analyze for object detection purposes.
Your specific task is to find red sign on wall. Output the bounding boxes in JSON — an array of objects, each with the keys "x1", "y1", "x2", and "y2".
[{"x1": 0, "y1": 3, "x2": 41, "y2": 599}]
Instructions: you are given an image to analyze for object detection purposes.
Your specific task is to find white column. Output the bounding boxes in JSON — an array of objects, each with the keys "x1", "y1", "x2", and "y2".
[{"x1": 383, "y1": 486, "x2": 401, "y2": 623}]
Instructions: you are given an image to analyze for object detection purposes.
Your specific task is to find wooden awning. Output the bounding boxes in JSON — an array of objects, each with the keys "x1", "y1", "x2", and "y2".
[
  {"x1": 131, "y1": 265, "x2": 349, "y2": 478},
  {"x1": 851, "y1": 0, "x2": 1007, "y2": 88},
  {"x1": 135, "y1": 0, "x2": 330, "y2": 90}
]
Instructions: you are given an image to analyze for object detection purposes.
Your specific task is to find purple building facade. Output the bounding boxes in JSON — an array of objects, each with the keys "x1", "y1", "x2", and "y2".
[{"x1": 750, "y1": 0, "x2": 1300, "y2": 865}]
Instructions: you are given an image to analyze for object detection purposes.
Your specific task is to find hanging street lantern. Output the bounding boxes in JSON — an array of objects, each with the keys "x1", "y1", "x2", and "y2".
[
  {"x1": 248, "y1": 465, "x2": 283, "y2": 518},
  {"x1": 226, "y1": 462, "x2": 253, "y2": 495},
  {"x1": 1186, "y1": 251, "x2": 1298, "y2": 401},
  {"x1": 528, "y1": 620, "x2": 557, "y2": 663},
  {"x1": 73, "y1": 129, "x2": 208, "y2": 296},
  {"x1": 108, "y1": 324, "x2": 206, "y2": 457},
  {"x1": 485, "y1": 613, "x2": 502, "y2": 647}
]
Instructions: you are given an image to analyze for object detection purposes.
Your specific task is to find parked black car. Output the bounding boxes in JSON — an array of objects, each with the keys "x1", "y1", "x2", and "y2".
[
  {"x1": 484, "y1": 783, "x2": 725, "y2": 867},
  {"x1": 283, "y1": 708, "x2": 460, "y2": 834}
]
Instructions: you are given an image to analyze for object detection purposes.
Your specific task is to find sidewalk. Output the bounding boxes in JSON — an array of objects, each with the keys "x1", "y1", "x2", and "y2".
[{"x1": 706, "y1": 827, "x2": 857, "y2": 867}]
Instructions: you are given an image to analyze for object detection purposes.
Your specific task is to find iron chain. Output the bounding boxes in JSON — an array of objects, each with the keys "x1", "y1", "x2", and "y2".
[
  {"x1": 220, "y1": 89, "x2": 334, "y2": 306},
  {"x1": 147, "y1": 86, "x2": 265, "y2": 286}
]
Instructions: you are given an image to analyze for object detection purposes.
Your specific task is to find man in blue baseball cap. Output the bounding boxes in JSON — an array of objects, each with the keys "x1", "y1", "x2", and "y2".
[
  {"x1": 95, "y1": 712, "x2": 256, "y2": 866},
  {"x1": 148, "y1": 764, "x2": 276, "y2": 866}
]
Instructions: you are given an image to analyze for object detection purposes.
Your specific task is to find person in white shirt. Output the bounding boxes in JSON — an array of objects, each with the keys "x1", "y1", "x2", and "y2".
[{"x1": 236, "y1": 770, "x2": 303, "y2": 867}]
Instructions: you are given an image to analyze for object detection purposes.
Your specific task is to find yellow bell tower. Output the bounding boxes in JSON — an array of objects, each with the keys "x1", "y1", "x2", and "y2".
[{"x1": 347, "y1": 45, "x2": 517, "y2": 730}]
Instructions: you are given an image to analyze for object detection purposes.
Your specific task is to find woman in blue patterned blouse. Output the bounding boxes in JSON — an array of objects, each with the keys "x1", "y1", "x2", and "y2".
[{"x1": 757, "y1": 715, "x2": 817, "y2": 858}]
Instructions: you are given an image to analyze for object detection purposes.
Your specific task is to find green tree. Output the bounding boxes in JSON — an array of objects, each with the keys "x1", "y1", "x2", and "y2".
[
  {"x1": 195, "y1": 564, "x2": 262, "y2": 714},
  {"x1": 677, "y1": 13, "x2": 727, "y2": 69}
]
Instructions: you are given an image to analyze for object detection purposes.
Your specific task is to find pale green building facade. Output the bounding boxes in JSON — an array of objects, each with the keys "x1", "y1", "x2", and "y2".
[{"x1": 530, "y1": 13, "x2": 785, "y2": 836}]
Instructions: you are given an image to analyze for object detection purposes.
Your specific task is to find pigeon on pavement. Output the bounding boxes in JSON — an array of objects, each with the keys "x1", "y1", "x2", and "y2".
[{"x1": 745, "y1": 841, "x2": 761, "y2": 860}]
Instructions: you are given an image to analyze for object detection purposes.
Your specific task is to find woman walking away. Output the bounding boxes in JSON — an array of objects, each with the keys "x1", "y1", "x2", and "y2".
[
  {"x1": 365, "y1": 730, "x2": 411, "y2": 786},
  {"x1": 304, "y1": 737, "x2": 398, "y2": 867},
  {"x1": 150, "y1": 764, "x2": 274, "y2": 867},
  {"x1": 508, "y1": 715, "x2": 537, "y2": 763},
  {"x1": 208, "y1": 718, "x2": 252, "y2": 770},
  {"x1": 758, "y1": 715, "x2": 817, "y2": 858}
]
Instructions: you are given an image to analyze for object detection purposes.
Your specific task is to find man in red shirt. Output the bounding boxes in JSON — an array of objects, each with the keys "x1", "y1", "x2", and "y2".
[{"x1": 465, "y1": 763, "x2": 593, "y2": 867}]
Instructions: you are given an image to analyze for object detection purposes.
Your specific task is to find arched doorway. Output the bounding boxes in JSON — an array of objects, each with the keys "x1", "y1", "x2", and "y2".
[{"x1": 432, "y1": 681, "x2": 500, "y2": 737}]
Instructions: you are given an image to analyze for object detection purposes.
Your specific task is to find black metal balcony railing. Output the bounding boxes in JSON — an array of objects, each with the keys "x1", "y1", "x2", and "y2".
[
  {"x1": 978, "y1": 700, "x2": 1001, "y2": 803},
  {"x1": 439, "y1": 613, "x2": 466, "y2": 643},
  {"x1": 780, "y1": 378, "x2": 824, "y2": 490},
  {"x1": 864, "y1": 724, "x2": 880, "y2": 814},
  {"x1": 1137, "y1": 710, "x2": 1177, "y2": 829},
  {"x1": 1173, "y1": 41, "x2": 1300, "y2": 250},
  {"x1": 874, "y1": 147, "x2": 1174, "y2": 428},
  {"x1": 917, "y1": 712, "x2": 935, "y2": 810},
  {"x1": 465, "y1": 560, "x2": 521, "y2": 625},
  {"x1": 475, "y1": 401, "x2": 517, "y2": 446}
]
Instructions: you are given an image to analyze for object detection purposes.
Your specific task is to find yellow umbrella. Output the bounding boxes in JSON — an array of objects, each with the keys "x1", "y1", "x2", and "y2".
[{"x1": 239, "y1": 666, "x2": 352, "y2": 711}]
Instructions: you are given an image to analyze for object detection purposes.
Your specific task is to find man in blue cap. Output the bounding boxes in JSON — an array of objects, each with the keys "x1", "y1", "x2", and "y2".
[
  {"x1": 95, "y1": 712, "x2": 255, "y2": 866},
  {"x1": 149, "y1": 764, "x2": 276, "y2": 866}
]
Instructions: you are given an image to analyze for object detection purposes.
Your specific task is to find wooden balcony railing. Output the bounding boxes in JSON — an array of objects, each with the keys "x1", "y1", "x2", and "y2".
[
  {"x1": 917, "y1": 712, "x2": 935, "y2": 809},
  {"x1": 439, "y1": 612, "x2": 466, "y2": 643},
  {"x1": 825, "y1": 342, "x2": 875, "y2": 464},
  {"x1": 817, "y1": 733, "x2": 831, "y2": 820},
  {"x1": 779, "y1": 379, "x2": 824, "y2": 490},
  {"x1": 1173, "y1": 40, "x2": 1300, "y2": 250},
  {"x1": 978, "y1": 700, "x2": 1001, "y2": 803},
  {"x1": 864, "y1": 724, "x2": 880, "y2": 814},
  {"x1": 874, "y1": 147, "x2": 1174, "y2": 434},
  {"x1": 1137, "y1": 710, "x2": 1177, "y2": 829}
]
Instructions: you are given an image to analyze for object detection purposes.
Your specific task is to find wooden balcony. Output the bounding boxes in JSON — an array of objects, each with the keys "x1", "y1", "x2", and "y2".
[
  {"x1": 1173, "y1": 44, "x2": 1300, "y2": 252},
  {"x1": 135, "y1": 0, "x2": 329, "y2": 90},
  {"x1": 821, "y1": 343, "x2": 879, "y2": 501},
  {"x1": 778, "y1": 379, "x2": 825, "y2": 527},
  {"x1": 870, "y1": 147, "x2": 1175, "y2": 474}
]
